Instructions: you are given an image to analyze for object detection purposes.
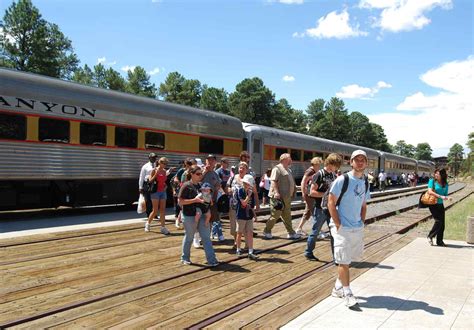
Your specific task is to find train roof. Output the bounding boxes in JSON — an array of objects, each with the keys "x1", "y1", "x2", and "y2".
[
  {"x1": 0, "y1": 68, "x2": 243, "y2": 139},
  {"x1": 243, "y1": 123, "x2": 379, "y2": 157},
  {"x1": 379, "y1": 151, "x2": 417, "y2": 163}
]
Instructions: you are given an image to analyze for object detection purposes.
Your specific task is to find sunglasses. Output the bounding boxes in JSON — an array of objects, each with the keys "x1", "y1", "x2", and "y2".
[{"x1": 194, "y1": 172, "x2": 203, "y2": 176}]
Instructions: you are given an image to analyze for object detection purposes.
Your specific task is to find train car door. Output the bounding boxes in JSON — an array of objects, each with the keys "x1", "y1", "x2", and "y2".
[{"x1": 250, "y1": 136, "x2": 262, "y2": 178}]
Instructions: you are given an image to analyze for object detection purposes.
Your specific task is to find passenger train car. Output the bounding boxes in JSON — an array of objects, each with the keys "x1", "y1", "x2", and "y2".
[
  {"x1": 243, "y1": 123, "x2": 379, "y2": 182},
  {"x1": 0, "y1": 68, "x2": 243, "y2": 210},
  {"x1": 0, "y1": 69, "x2": 435, "y2": 210}
]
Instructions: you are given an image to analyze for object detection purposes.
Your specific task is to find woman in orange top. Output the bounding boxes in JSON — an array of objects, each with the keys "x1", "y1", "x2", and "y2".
[{"x1": 145, "y1": 157, "x2": 174, "y2": 235}]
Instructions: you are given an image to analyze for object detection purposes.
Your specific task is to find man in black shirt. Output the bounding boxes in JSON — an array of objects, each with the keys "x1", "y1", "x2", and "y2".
[{"x1": 304, "y1": 153, "x2": 342, "y2": 261}]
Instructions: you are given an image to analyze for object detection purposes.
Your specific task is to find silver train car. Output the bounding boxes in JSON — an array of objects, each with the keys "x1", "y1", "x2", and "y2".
[
  {"x1": 0, "y1": 69, "x2": 243, "y2": 210},
  {"x1": 378, "y1": 152, "x2": 417, "y2": 177},
  {"x1": 243, "y1": 123, "x2": 380, "y2": 183}
]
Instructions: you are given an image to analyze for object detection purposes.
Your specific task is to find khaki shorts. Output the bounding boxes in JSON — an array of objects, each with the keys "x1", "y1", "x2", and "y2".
[
  {"x1": 330, "y1": 224, "x2": 364, "y2": 265},
  {"x1": 236, "y1": 219, "x2": 254, "y2": 235}
]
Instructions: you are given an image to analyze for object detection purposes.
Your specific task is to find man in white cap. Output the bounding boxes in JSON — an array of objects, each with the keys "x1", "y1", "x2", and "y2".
[{"x1": 327, "y1": 149, "x2": 370, "y2": 308}]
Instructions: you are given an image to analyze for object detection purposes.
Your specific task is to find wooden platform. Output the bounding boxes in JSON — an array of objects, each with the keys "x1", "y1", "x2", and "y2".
[{"x1": 1, "y1": 185, "x2": 472, "y2": 329}]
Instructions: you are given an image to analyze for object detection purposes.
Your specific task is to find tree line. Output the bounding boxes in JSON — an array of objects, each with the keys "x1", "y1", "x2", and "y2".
[{"x1": 1, "y1": 0, "x2": 473, "y2": 171}]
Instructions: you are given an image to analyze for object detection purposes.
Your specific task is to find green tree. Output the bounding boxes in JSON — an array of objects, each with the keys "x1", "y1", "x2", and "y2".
[
  {"x1": 468, "y1": 132, "x2": 474, "y2": 152},
  {"x1": 306, "y1": 98, "x2": 325, "y2": 133},
  {"x1": 393, "y1": 140, "x2": 415, "y2": 157},
  {"x1": 159, "y1": 71, "x2": 185, "y2": 103},
  {"x1": 348, "y1": 111, "x2": 373, "y2": 147},
  {"x1": 93, "y1": 63, "x2": 107, "y2": 89},
  {"x1": 414, "y1": 143, "x2": 433, "y2": 160},
  {"x1": 71, "y1": 64, "x2": 94, "y2": 86},
  {"x1": 274, "y1": 98, "x2": 307, "y2": 134},
  {"x1": 0, "y1": 0, "x2": 78, "y2": 78},
  {"x1": 228, "y1": 77, "x2": 276, "y2": 126},
  {"x1": 369, "y1": 123, "x2": 392, "y2": 152},
  {"x1": 105, "y1": 67, "x2": 127, "y2": 92},
  {"x1": 200, "y1": 85, "x2": 229, "y2": 114},
  {"x1": 447, "y1": 143, "x2": 464, "y2": 176},
  {"x1": 158, "y1": 71, "x2": 201, "y2": 107},
  {"x1": 311, "y1": 97, "x2": 350, "y2": 142},
  {"x1": 126, "y1": 66, "x2": 156, "y2": 98}
]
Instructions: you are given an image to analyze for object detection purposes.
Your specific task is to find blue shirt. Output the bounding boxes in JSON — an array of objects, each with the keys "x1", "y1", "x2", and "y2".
[
  {"x1": 330, "y1": 172, "x2": 371, "y2": 228},
  {"x1": 428, "y1": 178, "x2": 448, "y2": 204},
  {"x1": 236, "y1": 187, "x2": 255, "y2": 220}
]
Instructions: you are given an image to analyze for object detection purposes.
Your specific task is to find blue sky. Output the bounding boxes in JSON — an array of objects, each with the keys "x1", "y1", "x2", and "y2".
[{"x1": 1, "y1": 0, "x2": 472, "y2": 157}]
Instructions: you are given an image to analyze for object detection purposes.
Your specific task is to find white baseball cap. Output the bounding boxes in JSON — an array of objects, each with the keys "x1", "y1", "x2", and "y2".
[
  {"x1": 242, "y1": 174, "x2": 255, "y2": 186},
  {"x1": 350, "y1": 149, "x2": 368, "y2": 161}
]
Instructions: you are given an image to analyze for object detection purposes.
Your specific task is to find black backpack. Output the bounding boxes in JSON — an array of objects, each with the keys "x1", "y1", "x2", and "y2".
[{"x1": 320, "y1": 173, "x2": 369, "y2": 211}]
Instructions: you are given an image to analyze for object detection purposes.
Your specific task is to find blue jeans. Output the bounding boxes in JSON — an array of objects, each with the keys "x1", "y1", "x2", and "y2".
[
  {"x1": 304, "y1": 208, "x2": 329, "y2": 256},
  {"x1": 211, "y1": 220, "x2": 223, "y2": 237},
  {"x1": 181, "y1": 214, "x2": 218, "y2": 264}
]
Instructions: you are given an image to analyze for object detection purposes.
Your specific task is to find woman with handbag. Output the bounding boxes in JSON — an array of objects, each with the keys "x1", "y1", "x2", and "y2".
[
  {"x1": 145, "y1": 157, "x2": 174, "y2": 235},
  {"x1": 426, "y1": 168, "x2": 449, "y2": 246}
]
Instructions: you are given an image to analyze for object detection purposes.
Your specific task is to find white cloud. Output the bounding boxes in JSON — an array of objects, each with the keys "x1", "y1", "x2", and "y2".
[
  {"x1": 336, "y1": 80, "x2": 392, "y2": 99},
  {"x1": 369, "y1": 56, "x2": 473, "y2": 157},
  {"x1": 121, "y1": 65, "x2": 136, "y2": 72},
  {"x1": 359, "y1": 0, "x2": 452, "y2": 33},
  {"x1": 96, "y1": 57, "x2": 117, "y2": 66},
  {"x1": 282, "y1": 75, "x2": 295, "y2": 82},
  {"x1": 297, "y1": 9, "x2": 368, "y2": 40},
  {"x1": 148, "y1": 67, "x2": 160, "y2": 75}
]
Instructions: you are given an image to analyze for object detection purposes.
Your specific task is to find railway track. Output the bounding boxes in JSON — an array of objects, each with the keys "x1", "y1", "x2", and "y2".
[{"x1": 0, "y1": 183, "x2": 470, "y2": 328}]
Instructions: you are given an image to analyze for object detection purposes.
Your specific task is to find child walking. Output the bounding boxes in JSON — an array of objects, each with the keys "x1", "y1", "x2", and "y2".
[{"x1": 235, "y1": 175, "x2": 259, "y2": 260}]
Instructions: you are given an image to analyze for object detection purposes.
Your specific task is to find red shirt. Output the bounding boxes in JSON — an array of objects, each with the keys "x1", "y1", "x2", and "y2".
[{"x1": 155, "y1": 170, "x2": 167, "y2": 192}]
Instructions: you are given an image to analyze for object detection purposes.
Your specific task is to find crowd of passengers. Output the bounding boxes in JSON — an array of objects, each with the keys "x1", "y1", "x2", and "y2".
[{"x1": 138, "y1": 151, "x2": 444, "y2": 308}]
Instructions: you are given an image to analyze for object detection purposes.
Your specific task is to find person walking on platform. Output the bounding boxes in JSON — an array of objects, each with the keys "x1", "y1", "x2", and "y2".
[
  {"x1": 304, "y1": 153, "x2": 342, "y2": 261},
  {"x1": 328, "y1": 150, "x2": 370, "y2": 308},
  {"x1": 427, "y1": 168, "x2": 450, "y2": 247},
  {"x1": 139, "y1": 153, "x2": 157, "y2": 218},
  {"x1": 178, "y1": 165, "x2": 219, "y2": 266},
  {"x1": 263, "y1": 153, "x2": 300, "y2": 239},
  {"x1": 296, "y1": 157, "x2": 323, "y2": 236},
  {"x1": 378, "y1": 170, "x2": 386, "y2": 191},
  {"x1": 144, "y1": 157, "x2": 173, "y2": 235},
  {"x1": 235, "y1": 175, "x2": 259, "y2": 260}
]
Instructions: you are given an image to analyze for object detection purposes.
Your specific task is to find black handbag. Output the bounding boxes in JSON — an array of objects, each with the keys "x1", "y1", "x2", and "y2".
[{"x1": 143, "y1": 179, "x2": 157, "y2": 194}]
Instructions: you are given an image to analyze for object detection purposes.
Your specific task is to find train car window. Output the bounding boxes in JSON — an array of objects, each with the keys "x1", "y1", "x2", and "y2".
[
  {"x1": 275, "y1": 148, "x2": 287, "y2": 160},
  {"x1": 80, "y1": 122, "x2": 106, "y2": 146},
  {"x1": 39, "y1": 117, "x2": 69, "y2": 143},
  {"x1": 115, "y1": 126, "x2": 137, "y2": 148},
  {"x1": 253, "y1": 139, "x2": 261, "y2": 153},
  {"x1": 291, "y1": 149, "x2": 301, "y2": 161},
  {"x1": 145, "y1": 131, "x2": 165, "y2": 150},
  {"x1": 242, "y1": 138, "x2": 248, "y2": 151},
  {"x1": 314, "y1": 152, "x2": 324, "y2": 159},
  {"x1": 303, "y1": 151, "x2": 313, "y2": 161},
  {"x1": 0, "y1": 113, "x2": 26, "y2": 140},
  {"x1": 200, "y1": 137, "x2": 224, "y2": 155}
]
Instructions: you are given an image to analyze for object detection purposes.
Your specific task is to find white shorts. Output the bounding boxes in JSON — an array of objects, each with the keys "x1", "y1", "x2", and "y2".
[{"x1": 330, "y1": 224, "x2": 364, "y2": 265}]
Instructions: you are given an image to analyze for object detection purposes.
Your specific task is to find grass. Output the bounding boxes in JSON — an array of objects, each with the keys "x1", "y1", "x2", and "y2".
[
  {"x1": 443, "y1": 194, "x2": 474, "y2": 240},
  {"x1": 417, "y1": 193, "x2": 474, "y2": 241}
]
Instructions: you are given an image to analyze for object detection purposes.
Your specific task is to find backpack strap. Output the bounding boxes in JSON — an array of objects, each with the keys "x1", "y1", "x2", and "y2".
[
  {"x1": 335, "y1": 173, "x2": 349, "y2": 207},
  {"x1": 364, "y1": 175, "x2": 369, "y2": 193}
]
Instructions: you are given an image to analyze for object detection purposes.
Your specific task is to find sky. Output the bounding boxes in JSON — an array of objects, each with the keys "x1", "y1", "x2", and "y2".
[{"x1": 1, "y1": 0, "x2": 473, "y2": 157}]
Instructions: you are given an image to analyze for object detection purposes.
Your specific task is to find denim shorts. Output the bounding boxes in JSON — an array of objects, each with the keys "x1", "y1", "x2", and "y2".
[{"x1": 151, "y1": 191, "x2": 167, "y2": 201}]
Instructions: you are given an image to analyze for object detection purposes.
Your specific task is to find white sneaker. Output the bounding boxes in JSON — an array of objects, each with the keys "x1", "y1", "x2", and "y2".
[
  {"x1": 317, "y1": 232, "x2": 328, "y2": 239},
  {"x1": 263, "y1": 232, "x2": 273, "y2": 239},
  {"x1": 296, "y1": 229, "x2": 307, "y2": 236},
  {"x1": 175, "y1": 219, "x2": 181, "y2": 228},
  {"x1": 160, "y1": 226, "x2": 170, "y2": 235},
  {"x1": 193, "y1": 238, "x2": 201, "y2": 248},
  {"x1": 344, "y1": 293, "x2": 358, "y2": 307},
  {"x1": 331, "y1": 287, "x2": 344, "y2": 298},
  {"x1": 287, "y1": 233, "x2": 301, "y2": 239},
  {"x1": 218, "y1": 235, "x2": 225, "y2": 241},
  {"x1": 144, "y1": 223, "x2": 150, "y2": 232}
]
